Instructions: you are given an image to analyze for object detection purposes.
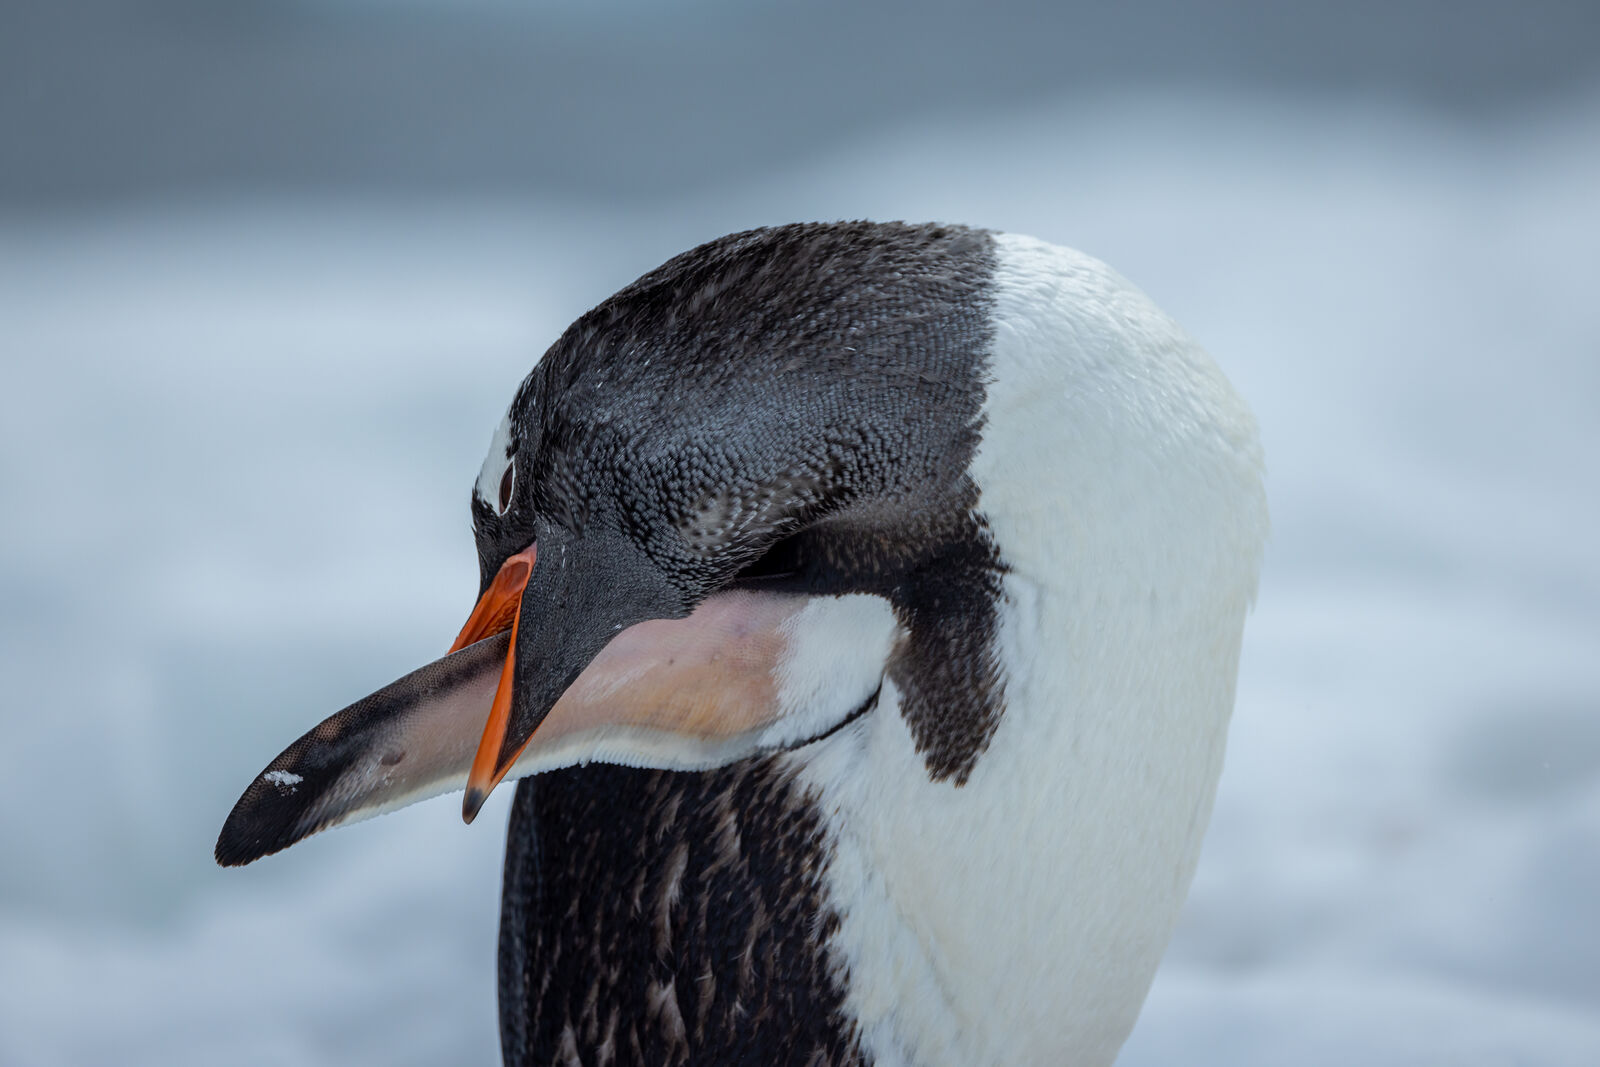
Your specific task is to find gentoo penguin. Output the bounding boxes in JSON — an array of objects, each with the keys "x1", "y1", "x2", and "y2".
[{"x1": 218, "y1": 221, "x2": 1267, "y2": 1066}]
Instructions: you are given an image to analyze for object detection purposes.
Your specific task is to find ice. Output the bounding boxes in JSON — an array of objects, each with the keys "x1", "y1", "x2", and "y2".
[{"x1": 2, "y1": 86, "x2": 1597, "y2": 1064}]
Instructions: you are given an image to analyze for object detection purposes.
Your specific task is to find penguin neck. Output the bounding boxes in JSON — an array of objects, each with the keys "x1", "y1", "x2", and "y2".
[{"x1": 787, "y1": 233, "x2": 1267, "y2": 1066}]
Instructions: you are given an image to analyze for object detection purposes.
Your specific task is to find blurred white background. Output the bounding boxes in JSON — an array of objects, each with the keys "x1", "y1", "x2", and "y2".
[{"x1": 2, "y1": 2, "x2": 1597, "y2": 1064}]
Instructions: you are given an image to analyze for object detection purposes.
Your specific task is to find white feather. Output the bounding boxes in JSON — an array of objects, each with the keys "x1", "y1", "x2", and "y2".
[
  {"x1": 763, "y1": 593, "x2": 900, "y2": 749},
  {"x1": 788, "y1": 234, "x2": 1269, "y2": 1067},
  {"x1": 474, "y1": 406, "x2": 515, "y2": 512}
]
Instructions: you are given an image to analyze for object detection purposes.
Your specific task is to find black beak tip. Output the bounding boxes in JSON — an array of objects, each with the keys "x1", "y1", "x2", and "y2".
[{"x1": 462, "y1": 786, "x2": 489, "y2": 825}]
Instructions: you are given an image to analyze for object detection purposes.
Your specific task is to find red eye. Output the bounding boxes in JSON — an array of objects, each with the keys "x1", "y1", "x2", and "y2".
[{"x1": 497, "y1": 461, "x2": 515, "y2": 515}]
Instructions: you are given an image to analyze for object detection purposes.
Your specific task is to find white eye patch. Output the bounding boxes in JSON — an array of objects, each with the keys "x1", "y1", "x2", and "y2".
[{"x1": 475, "y1": 409, "x2": 516, "y2": 516}]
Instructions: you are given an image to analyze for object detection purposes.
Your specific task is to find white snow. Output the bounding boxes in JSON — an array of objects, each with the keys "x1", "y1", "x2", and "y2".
[
  {"x1": 1, "y1": 86, "x2": 1597, "y2": 1065},
  {"x1": 262, "y1": 770, "x2": 303, "y2": 791}
]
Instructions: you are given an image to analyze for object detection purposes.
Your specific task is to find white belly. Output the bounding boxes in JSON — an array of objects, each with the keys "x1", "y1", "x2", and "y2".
[{"x1": 788, "y1": 232, "x2": 1267, "y2": 1066}]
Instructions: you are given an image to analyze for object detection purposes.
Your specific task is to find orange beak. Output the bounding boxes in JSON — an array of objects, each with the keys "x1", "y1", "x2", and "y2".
[{"x1": 450, "y1": 543, "x2": 537, "y2": 823}]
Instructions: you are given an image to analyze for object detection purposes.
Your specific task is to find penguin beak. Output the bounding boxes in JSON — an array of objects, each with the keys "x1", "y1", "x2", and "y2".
[
  {"x1": 448, "y1": 544, "x2": 537, "y2": 824},
  {"x1": 217, "y1": 552, "x2": 883, "y2": 866},
  {"x1": 448, "y1": 540, "x2": 813, "y2": 825}
]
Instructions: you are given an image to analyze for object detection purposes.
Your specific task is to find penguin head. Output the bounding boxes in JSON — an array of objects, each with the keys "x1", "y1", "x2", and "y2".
[{"x1": 218, "y1": 222, "x2": 1009, "y2": 864}]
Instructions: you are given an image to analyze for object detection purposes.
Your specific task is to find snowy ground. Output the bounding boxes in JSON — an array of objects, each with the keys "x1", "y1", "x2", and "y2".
[{"x1": 2, "y1": 89, "x2": 1597, "y2": 1064}]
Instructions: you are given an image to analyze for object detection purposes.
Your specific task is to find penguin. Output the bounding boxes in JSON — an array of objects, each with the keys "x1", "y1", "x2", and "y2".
[{"x1": 218, "y1": 221, "x2": 1268, "y2": 1066}]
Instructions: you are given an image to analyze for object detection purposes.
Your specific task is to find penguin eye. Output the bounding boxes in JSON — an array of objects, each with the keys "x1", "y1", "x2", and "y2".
[{"x1": 497, "y1": 460, "x2": 515, "y2": 515}]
